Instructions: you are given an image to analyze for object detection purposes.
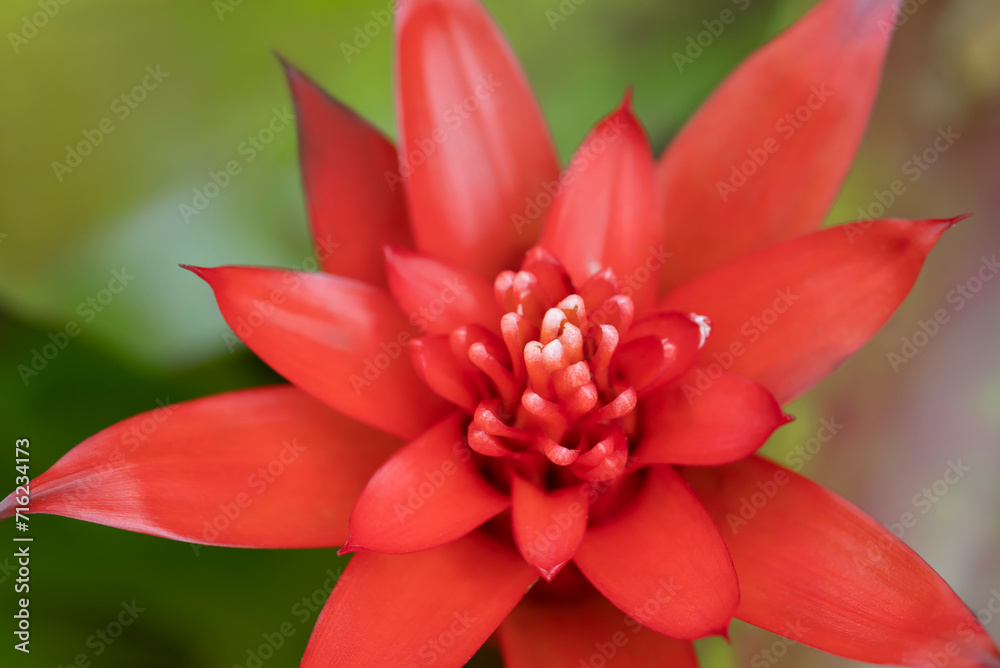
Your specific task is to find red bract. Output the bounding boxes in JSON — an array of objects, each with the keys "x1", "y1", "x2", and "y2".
[{"x1": 5, "y1": 0, "x2": 999, "y2": 665}]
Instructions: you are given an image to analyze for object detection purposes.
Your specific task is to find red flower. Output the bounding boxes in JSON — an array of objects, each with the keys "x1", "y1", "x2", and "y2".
[{"x1": 5, "y1": 0, "x2": 999, "y2": 665}]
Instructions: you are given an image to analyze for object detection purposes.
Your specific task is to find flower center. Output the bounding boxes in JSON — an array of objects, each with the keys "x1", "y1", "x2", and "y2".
[{"x1": 412, "y1": 246, "x2": 708, "y2": 493}]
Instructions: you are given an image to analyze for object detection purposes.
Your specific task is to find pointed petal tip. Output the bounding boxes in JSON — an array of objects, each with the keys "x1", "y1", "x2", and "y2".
[
  {"x1": 608, "y1": 90, "x2": 643, "y2": 130},
  {"x1": 336, "y1": 543, "x2": 363, "y2": 557},
  {"x1": 536, "y1": 561, "x2": 567, "y2": 582},
  {"x1": 620, "y1": 86, "x2": 635, "y2": 111},
  {"x1": 271, "y1": 49, "x2": 292, "y2": 70},
  {"x1": 277, "y1": 54, "x2": 313, "y2": 91},
  {"x1": 179, "y1": 264, "x2": 211, "y2": 281},
  {"x1": 916, "y1": 214, "x2": 971, "y2": 248}
]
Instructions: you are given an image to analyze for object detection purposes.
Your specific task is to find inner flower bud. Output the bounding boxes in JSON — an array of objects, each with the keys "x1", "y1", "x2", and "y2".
[{"x1": 412, "y1": 247, "x2": 710, "y2": 494}]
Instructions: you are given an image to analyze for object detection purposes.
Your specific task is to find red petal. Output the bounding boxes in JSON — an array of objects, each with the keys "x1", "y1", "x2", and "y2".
[
  {"x1": 682, "y1": 457, "x2": 1000, "y2": 667},
  {"x1": 189, "y1": 265, "x2": 451, "y2": 440},
  {"x1": 657, "y1": 0, "x2": 900, "y2": 290},
  {"x1": 344, "y1": 413, "x2": 508, "y2": 554},
  {"x1": 301, "y1": 531, "x2": 537, "y2": 667},
  {"x1": 384, "y1": 246, "x2": 502, "y2": 335},
  {"x1": 615, "y1": 310, "x2": 708, "y2": 395},
  {"x1": 282, "y1": 60, "x2": 411, "y2": 285},
  {"x1": 500, "y1": 582, "x2": 699, "y2": 668},
  {"x1": 395, "y1": 0, "x2": 559, "y2": 276},
  {"x1": 635, "y1": 368, "x2": 789, "y2": 467},
  {"x1": 540, "y1": 95, "x2": 660, "y2": 310},
  {"x1": 409, "y1": 335, "x2": 481, "y2": 412},
  {"x1": 0, "y1": 387, "x2": 400, "y2": 548},
  {"x1": 659, "y1": 218, "x2": 958, "y2": 404},
  {"x1": 573, "y1": 466, "x2": 738, "y2": 640},
  {"x1": 511, "y1": 477, "x2": 589, "y2": 581}
]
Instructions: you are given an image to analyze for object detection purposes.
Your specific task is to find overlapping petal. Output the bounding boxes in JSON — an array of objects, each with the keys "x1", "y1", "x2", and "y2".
[
  {"x1": 301, "y1": 531, "x2": 537, "y2": 667},
  {"x1": 539, "y1": 96, "x2": 660, "y2": 309},
  {"x1": 395, "y1": 0, "x2": 560, "y2": 276},
  {"x1": 635, "y1": 367, "x2": 789, "y2": 466},
  {"x1": 282, "y1": 60, "x2": 412, "y2": 285},
  {"x1": 187, "y1": 265, "x2": 450, "y2": 439},
  {"x1": 659, "y1": 218, "x2": 959, "y2": 403},
  {"x1": 0, "y1": 387, "x2": 401, "y2": 548},
  {"x1": 657, "y1": 0, "x2": 901, "y2": 289},
  {"x1": 511, "y1": 477, "x2": 589, "y2": 581},
  {"x1": 682, "y1": 457, "x2": 1000, "y2": 667},
  {"x1": 344, "y1": 413, "x2": 508, "y2": 554},
  {"x1": 573, "y1": 466, "x2": 739, "y2": 640},
  {"x1": 499, "y1": 581, "x2": 700, "y2": 668},
  {"x1": 384, "y1": 246, "x2": 502, "y2": 335}
]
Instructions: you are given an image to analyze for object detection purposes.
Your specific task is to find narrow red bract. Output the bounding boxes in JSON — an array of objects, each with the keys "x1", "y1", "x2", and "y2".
[{"x1": 4, "y1": 0, "x2": 998, "y2": 666}]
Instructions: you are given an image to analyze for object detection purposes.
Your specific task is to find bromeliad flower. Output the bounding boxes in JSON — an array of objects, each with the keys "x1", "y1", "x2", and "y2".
[{"x1": 5, "y1": 0, "x2": 999, "y2": 666}]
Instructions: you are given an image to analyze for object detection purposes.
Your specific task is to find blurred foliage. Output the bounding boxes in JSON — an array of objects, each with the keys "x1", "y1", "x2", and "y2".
[{"x1": 1, "y1": 0, "x2": 998, "y2": 667}]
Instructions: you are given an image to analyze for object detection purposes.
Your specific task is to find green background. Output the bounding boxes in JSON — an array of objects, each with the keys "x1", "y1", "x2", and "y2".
[{"x1": 1, "y1": 0, "x2": 999, "y2": 666}]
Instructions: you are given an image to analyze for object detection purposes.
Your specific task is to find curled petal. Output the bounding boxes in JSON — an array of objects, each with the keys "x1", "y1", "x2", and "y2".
[{"x1": 615, "y1": 311, "x2": 706, "y2": 395}]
